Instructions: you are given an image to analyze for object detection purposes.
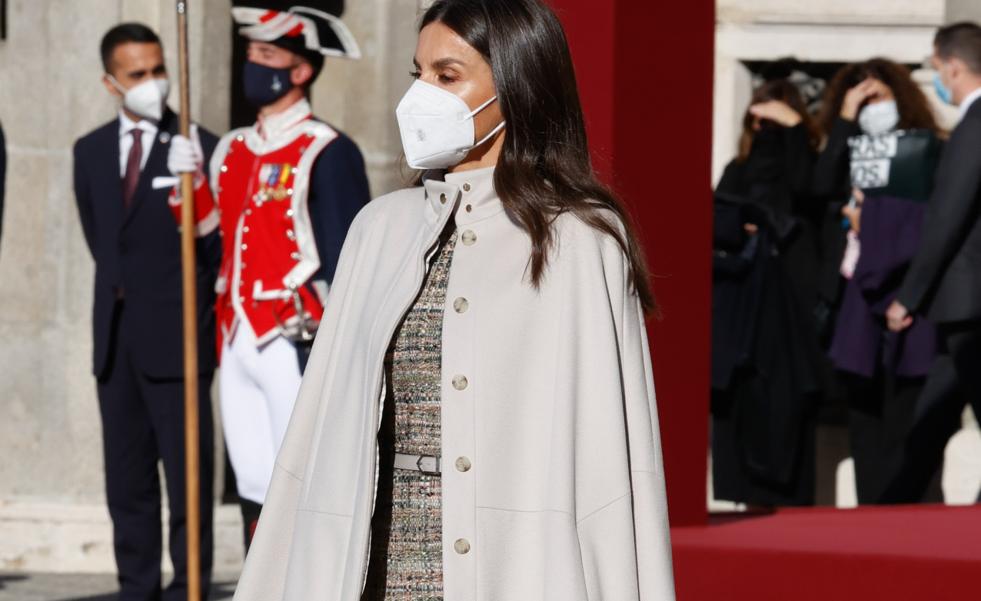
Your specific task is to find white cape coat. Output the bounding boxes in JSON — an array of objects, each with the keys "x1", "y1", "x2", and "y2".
[{"x1": 233, "y1": 167, "x2": 675, "y2": 600}]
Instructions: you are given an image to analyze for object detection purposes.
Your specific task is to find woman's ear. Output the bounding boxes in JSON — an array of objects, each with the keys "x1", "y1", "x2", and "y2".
[{"x1": 291, "y1": 62, "x2": 315, "y2": 88}]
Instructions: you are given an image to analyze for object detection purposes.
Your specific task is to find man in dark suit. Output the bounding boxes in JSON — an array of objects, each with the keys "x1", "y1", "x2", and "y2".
[
  {"x1": 73, "y1": 23, "x2": 220, "y2": 600},
  {"x1": 885, "y1": 22, "x2": 981, "y2": 502}
]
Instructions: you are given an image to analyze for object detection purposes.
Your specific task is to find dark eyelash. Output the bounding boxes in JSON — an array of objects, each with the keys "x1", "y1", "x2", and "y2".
[{"x1": 409, "y1": 70, "x2": 421, "y2": 79}]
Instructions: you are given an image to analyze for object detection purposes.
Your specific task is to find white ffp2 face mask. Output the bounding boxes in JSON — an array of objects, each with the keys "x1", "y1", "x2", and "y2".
[
  {"x1": 109, "y1": 75, "x2": 171, "y2": 122},
  {"x1": 395, "y1": 79, "x2": 506, "y2": 170},
  {"x1": 858, "y1": 100, "x2": 900, "y2": 135}
]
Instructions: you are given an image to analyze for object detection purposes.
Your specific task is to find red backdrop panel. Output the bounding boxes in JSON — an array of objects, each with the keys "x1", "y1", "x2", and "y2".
[{"x1": 551, "y1": 0, "x2": 715, "y2": 527}]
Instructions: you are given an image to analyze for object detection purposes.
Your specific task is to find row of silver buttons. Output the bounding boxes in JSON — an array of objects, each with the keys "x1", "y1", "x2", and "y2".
[{"x1": 451, "y1": 184, "x2": 475, "y2": 556}]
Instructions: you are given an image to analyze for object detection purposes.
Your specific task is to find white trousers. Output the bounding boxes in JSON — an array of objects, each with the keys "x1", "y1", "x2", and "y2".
[{"x1": 219, "y1": 324, "x2": 302, "y2": 504}]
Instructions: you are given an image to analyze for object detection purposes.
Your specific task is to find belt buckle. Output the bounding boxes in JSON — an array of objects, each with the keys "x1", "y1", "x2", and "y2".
[{"x1": 415, "y1": 455, "x2": 441, "y2": 475}]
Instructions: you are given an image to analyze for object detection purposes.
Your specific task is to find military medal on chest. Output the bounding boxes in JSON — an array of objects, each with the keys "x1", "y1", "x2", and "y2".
[{"x1": 254, "y1": 162, "x2": 294, "y2": 204}]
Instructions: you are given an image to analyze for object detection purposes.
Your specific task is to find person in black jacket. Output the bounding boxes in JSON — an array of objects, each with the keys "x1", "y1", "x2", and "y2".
[
  {"x1": 73, "y1": 24, "x2": 219, "y2": 600},
  {"x1": 0, "y1": 121, "x2": 5, "y2": 250},
  {"x1": 813, "y1": 58, "x2": 944, "y2": 504},
  {"x1": 885, "y1": 22, "x2": 981, "y2": 503},
  {"x1": 712, "y1": 78, "x2": 824, "y2": 506}
]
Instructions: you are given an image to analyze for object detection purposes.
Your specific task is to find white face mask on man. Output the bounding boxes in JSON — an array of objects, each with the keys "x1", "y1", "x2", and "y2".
[
  {"x1": 108, "y1": 75, "x2": 171, "y2": 122},
  {"x1": 395, "y1": 79, "x2": 506, "y2": 170},
  {"x1": 858, "y1": 100, "x2": 900, "y2": 136}
]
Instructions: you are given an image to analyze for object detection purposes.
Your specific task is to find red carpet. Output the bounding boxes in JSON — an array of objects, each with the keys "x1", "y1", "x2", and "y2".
[{"x1": 671, "y1": 504, "x2": 981, "y2": 601}]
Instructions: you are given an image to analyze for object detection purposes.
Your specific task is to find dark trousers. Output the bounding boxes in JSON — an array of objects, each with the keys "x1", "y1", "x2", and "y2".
[
  {"x1": 881, "y1": 322, "x2": 981, "y2": 503},
  {"x1": 842, "y1": 372, "x2": 925, "y2": 504},
  {"x1": 97, "y1": 304, "x2": 215, "y2": 601}
]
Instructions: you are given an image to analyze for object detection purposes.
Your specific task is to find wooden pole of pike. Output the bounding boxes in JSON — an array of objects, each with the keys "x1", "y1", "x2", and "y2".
[{"x1": 176, "y1": 2, "x2": 202, "y2": 600}]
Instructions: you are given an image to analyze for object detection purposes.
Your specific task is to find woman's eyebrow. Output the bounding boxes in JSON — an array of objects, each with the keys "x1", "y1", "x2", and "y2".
[{"x1": 432, "y1": 57, "x2": 466, "y2": 70}]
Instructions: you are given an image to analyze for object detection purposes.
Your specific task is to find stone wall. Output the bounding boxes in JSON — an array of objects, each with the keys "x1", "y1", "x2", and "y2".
[{"x1": 0, "y1": 0, "x2": 425, "y2": 573}]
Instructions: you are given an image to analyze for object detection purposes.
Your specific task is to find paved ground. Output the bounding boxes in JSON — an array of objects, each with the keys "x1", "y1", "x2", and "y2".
[{"x1": 0, "y1": 573, "x2": 239, "y2": 601}]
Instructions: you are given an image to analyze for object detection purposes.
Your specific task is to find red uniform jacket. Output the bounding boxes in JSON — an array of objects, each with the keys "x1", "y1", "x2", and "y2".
[{"x1": 175, "y1": 99, "x2": 370, "y2": 352}]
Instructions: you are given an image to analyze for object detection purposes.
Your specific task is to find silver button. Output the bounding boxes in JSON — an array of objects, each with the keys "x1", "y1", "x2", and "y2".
[
  {"x1": 453, "y1": 297, "x2": 469, "y2": 314},
  {"x1": 286, "y1": 188, "x2": 294, "y2": 195},
  {"x1": 245, "y1": 209, "x2": 252, "y2": 216},
  {"x1": 461, "y1": 230, "x2": 477, "y2": 246},
  {"x1": 455, "y1": 457, "x2": 472, "y2": 472},
  {"x1": 291, "y1": 251, "x2": 301, "y2": 260},
  {"x1": 220, "y1": 165, "x2": 228, "y2": 173},
  {"x1": 243, "y1": 226, "x2": 250, "y2": 233},
  {"x1": 454, "y1": 539, "x2": 471, "y2": 554},
  {"x1": 463, "y1": 183, "x2": 471, "y2": 192},
  {"x1": 286, "y1": 208, "x2": 294, "y2": 218},
  {"x1": 439, "y1": 193, "x2": 447, "y2": 205},
  {"x1": 452, "y1": 375, "x2": 468, "y2": 391},
  {"x1": 286, "y1": 230, "x2": 296, "y2": 241},
  {"x1": 241, "y1": 243, "x2": 248, "y2": 250},
  {"x1": 235, "y1": 134, "x2": 245, "y2": 142}
]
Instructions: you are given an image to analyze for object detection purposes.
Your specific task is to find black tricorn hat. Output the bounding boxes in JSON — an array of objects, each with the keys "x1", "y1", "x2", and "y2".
[{"x1": 231, "y1": 1, "x2": 361, "y2": 61}]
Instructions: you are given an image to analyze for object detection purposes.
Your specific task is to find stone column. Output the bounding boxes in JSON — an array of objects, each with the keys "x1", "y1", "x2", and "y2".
[{"x1": 947, "y1": 0, "x2": 981, "y2": 23}]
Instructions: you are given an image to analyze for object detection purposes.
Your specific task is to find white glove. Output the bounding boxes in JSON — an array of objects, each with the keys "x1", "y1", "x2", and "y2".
[{"x1": 168, "y1": 123, "x2": 204, "y2": 181}]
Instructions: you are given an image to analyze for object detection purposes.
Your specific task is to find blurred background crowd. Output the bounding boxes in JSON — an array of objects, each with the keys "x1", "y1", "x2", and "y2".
[{"x1": 710, "y1": 4, "x2": 981, "y2": 510}]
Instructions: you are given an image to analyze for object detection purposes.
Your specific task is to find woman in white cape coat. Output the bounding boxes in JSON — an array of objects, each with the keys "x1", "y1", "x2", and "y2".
[{"x1": 234, "y1": 1, "x2": 675, "y2": 599}]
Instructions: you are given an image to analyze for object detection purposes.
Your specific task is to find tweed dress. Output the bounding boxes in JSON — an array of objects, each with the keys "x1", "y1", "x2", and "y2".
[{"x1": 362, "y1": 229, "x2": 457, "y2": 601}]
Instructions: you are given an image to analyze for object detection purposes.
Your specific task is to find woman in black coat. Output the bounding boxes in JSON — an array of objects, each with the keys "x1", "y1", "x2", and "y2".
[{"x1": 711, "y1": 79, "x2": 824, "y2": 507}]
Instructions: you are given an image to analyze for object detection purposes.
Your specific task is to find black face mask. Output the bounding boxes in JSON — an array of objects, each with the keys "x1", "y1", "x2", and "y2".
[
  {"x1": 243, "y1": 60, "x2": 294, "y2": 108},
  {"x1": 750, "y1": 125, "x2": 783, "y2": 156},
  {"x1": 745, "y1": 126, "x2": 784, "y2": 181}
]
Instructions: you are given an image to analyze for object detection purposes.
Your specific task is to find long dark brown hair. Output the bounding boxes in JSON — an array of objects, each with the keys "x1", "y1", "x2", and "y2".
[
  {"x1": 420, "y1": 0, "x2": 656, "y2": 313},
  {"x1": 817, "y1": 58, "x2": 941, "y2": 136},
  {"x1": 737, "y1": 79, "x2": 821, "y2": 162}
]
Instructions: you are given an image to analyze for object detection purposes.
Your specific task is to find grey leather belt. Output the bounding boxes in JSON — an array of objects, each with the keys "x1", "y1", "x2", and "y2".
[{"x1": 394, "y1": 453, "x2": 442, "y2": 475}]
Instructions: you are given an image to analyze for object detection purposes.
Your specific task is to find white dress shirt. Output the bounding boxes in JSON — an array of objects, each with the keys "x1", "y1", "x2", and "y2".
[
  {"x1": 959, "y1": 86, "x2": 981, "y2": 121},
  {"x1": 118, "y1": 111, "x2": 158, "y2": 177}
]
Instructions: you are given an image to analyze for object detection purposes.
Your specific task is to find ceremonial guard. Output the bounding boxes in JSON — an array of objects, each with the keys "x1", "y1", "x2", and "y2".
[{"x1": 168, "y1": 0, "x2": 370, "y2": 549}]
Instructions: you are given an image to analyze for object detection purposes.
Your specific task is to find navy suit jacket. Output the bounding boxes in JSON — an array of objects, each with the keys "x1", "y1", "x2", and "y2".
[
  {"x1": 73, "y1": 110, "x2": 220, "y2": 379},
  {"x1": 898, "y1": 99, "x2": 981, "y2": 323}
]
